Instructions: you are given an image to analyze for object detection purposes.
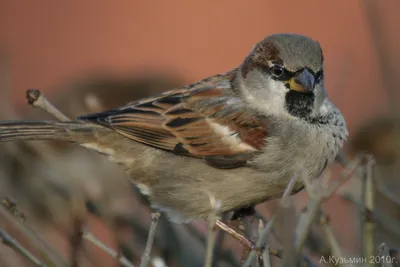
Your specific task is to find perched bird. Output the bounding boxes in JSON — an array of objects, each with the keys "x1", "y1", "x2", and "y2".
[{"x1": 0, "y1": 33, "x2": 348, "y2": 222}]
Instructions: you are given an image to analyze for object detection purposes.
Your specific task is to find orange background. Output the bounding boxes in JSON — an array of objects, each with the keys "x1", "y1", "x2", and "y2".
[{"x1": 2, "y1": 0, "x2": 400, "y2": 129}]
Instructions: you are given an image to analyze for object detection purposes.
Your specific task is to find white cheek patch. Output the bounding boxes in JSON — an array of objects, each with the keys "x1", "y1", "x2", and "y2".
[
  {"x1": 235, "y1": 70, "x2": 291, "y2": 117},
  {"x1": 252, "y1": 78, "x2": 289, "y2": 116},
  {"x1": 268, "y1": 79, "x2": 288, "y2": 100}
]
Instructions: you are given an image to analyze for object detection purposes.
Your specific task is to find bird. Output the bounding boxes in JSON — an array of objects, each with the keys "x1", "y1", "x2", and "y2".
[{"x1": 0, "y1": 33, "x2": 348, "y2": 222}]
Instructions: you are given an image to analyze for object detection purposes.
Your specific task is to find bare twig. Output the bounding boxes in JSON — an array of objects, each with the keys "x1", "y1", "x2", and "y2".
[
  {"x1": 0, "y1": 227, "x2": 47, "y2": 267},
  {"x1": 294, "y1": 192, "x2": 325, "y2": 255},
  {"x1": 243, "y1": 217, "x2": 260, "y2": 267},
  {"x1": 140, "y1": 212, "x2": 161, "y2": 267},
  {"x1": 323, "y1": 156, "x2": 363, "y2": 199},
  {"x1": 215, "y1": 220, "x2": 254, "y2": 250},
  {"x1": 211, "y1": 212, "x2": 231, "y2": 266},
  {"x1": 258, "y1": 220, "x2": 271, "y2": 267},
  {"x1": 23, "y1": 88, "x2": 139, "y2": 267},
  {"x1": 0, "y1": 201, "x2": 67, "y2": 267},
  {"x1": 83, "y1": 230, "x2": 136, "y2": 267},
  {"x1": 301, "y1": 169, "x2": 317, "y2": 199},
  {"x1": 69, "y1": 219, "x2": 85, "y2": 267},
  {"x1": 318, "y1": 212, "x2": 353, "y2": 267},
  {"x1": 21, "y1": 90, "x2": 87, "y2": 266},
  {"x1": 215, "y1": 219, "x2": 282, "y2": 261},
  {"x1": 293, "y1": 171, "x2": 333, "y2": 259},
  {"x1": 243, "y1": 173, "x2": 299, "y2": 267},
  {"x1": 204, "y1": 193, "x2": 221, "y2": 267},
  {"x1": 26, "y1": 89, "x2": 71, "y2": 122},
  {"x1": 2, "y1": 198, "x2": 27, "y2": 223},
  {"x1": 284, "y1": 157, "x2": 361, "y2": 267},
  {"x1": 361, "y1": 157, "x2": 375, "y2": 267}
]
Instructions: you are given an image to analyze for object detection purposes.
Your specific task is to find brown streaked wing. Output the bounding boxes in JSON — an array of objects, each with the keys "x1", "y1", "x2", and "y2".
[
  {"x1": 77, "y1": 89, "x2": 186, "y2": 151},
  {"x1": 162, "y1": 87, "x2": 268, "y2": 158},
  {"x1": 78, "y1": 86, "x2": 268, "y2": 168}
]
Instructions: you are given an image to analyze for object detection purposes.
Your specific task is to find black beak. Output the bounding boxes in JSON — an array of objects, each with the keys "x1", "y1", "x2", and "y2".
[{"x1": 289, "y1": 69, "x2": 315, "y2": 93}]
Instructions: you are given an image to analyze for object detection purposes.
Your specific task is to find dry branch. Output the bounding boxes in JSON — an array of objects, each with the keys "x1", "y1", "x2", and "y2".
[
  {"x1": 0, "y1": 227, "x2": 47, "y2": 267},
  {"x1": 243, "y1": 173, "x2": 298, "y2": 267},
  {"x1": 204, "y1": 193, "x2": 221, "y2": 267},
  {"x1": 140, "y1": 212, "x2": 161, "y2": 267},
  {"x1": 83, "y1": 231, "x2": 136, "y2": 267},
  {"x1": 361, "y1": 157, "x2": 376, "y2": 267}
]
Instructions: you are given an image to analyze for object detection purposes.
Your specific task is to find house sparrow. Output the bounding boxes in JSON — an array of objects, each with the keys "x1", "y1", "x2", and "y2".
[{"x1": 0, "y1": 33, "x2": 348, "y2": 222}]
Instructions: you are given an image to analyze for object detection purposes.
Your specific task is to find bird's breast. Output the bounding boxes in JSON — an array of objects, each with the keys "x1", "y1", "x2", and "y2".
[{"x1": 250, "y1": 120, "x2": 346, "y2": 179}]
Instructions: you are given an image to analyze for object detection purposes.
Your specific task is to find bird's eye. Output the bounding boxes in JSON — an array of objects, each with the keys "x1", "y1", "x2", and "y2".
[
  {"x1": 315, "y1": 71, "x2": 324, "y2": 83},
  {"x1": 270, "y1": 65, "x2": 284, "y2": 78}
]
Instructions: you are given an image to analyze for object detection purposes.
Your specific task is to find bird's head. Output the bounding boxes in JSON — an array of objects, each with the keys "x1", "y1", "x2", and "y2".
[{"x1": 236, "y1": 33, "x2": 326, "y2": 119}]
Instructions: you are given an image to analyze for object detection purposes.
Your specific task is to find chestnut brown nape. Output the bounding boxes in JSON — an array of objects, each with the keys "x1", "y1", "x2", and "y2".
[{"x1": 241, "y1": 40, "x2": 280, "y2": 79}]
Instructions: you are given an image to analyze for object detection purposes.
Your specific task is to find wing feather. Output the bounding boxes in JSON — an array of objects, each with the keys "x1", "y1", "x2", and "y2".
[{"x1": 78, "y1": 74, "x2": 268, "y2": 168}]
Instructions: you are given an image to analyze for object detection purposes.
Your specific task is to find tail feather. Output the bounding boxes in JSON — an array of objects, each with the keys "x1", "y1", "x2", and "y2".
[{"x1": 0, "y1": 121, "x2": 94, "y2": 142}]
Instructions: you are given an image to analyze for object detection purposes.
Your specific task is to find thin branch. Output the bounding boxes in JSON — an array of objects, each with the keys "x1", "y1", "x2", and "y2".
[
  {"x1": 258, "y1": 220, "x2": 271, "y2": 267},
  {"x1": 318, "y1": 212, "x2": 353, "y2": 267},
  {"x1": 3, "y1": 196, "x2": 138, "y2": 267},
  {"x1": 23, "y1": 88, "x2": 139, "y2": 267},
  {"x1": 211, "y1": 212, "x2": 232, "y2": 266},
  {"x1": 296, "y1": 158, "x2": 360, "y2": 248},
  {"x1": 140, "y1": 212, "x2": 161, "y2": 267},
  {"x1": 301, "y1": 169, "x2": 317, "y2": 199},
  {"x1": 243, "y1": 217, "x2": 260, "y2": 267},
  {"x1": 0, "y1": 201, "x2": 67, "y2": 267},
  {"x1": 215, "y1": 220, "x2": 253, "y2": 250},
  {"x1": 293, "y1": 191, "x2": 325, "y2": 255},
  {"x1": 180, "y1": 218, "x2": 240, "y2": 267},
  {"x1": 323, "y1": 156, "x2": 363, "y2": 199},
  {"x1": 361, "y1": 157, "x2": 375, "y2": 267},
  {"x1": 243, "y1": 173, "x2": 299, "y2": 267},
  {"x1": 0, "y1": 227, "x2": 47, "y2": 267},
  {"x1": 69, "y1": 219, "x2": 85, "y2": 267},
  {"x1": 283, "y1": 156, "x2": 361, "y2": 266},
  {"x1": 204, "y1": 193, "x2": 221, "y2": 267},
  {"x1": 82, "y1": 230, "x2": 136, "y2": 267},
  {"x1": 24, "y1": 89, "x2": 136, "y2": 267},
  {"x1": 26, "y1": 89, "x2": 71, "y2": 121}
]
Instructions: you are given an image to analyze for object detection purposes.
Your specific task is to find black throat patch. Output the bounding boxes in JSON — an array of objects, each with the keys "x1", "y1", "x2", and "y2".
[{"x1": 285, "y1": 90, "x2": 315, "y2": 119}]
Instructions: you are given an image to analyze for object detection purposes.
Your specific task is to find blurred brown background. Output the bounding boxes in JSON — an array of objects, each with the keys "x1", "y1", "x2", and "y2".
[
  {"x1": 1, "y1": 1, "x2": 400, "y2": 266},
  {"x1": 1, "y1": 0, "x2": 399, "y2": 127}
]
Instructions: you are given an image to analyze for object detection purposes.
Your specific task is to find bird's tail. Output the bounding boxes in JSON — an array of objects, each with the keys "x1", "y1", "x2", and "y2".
[{"x1": 0, "y1": 121, "x2": 96, "y2": 143}]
